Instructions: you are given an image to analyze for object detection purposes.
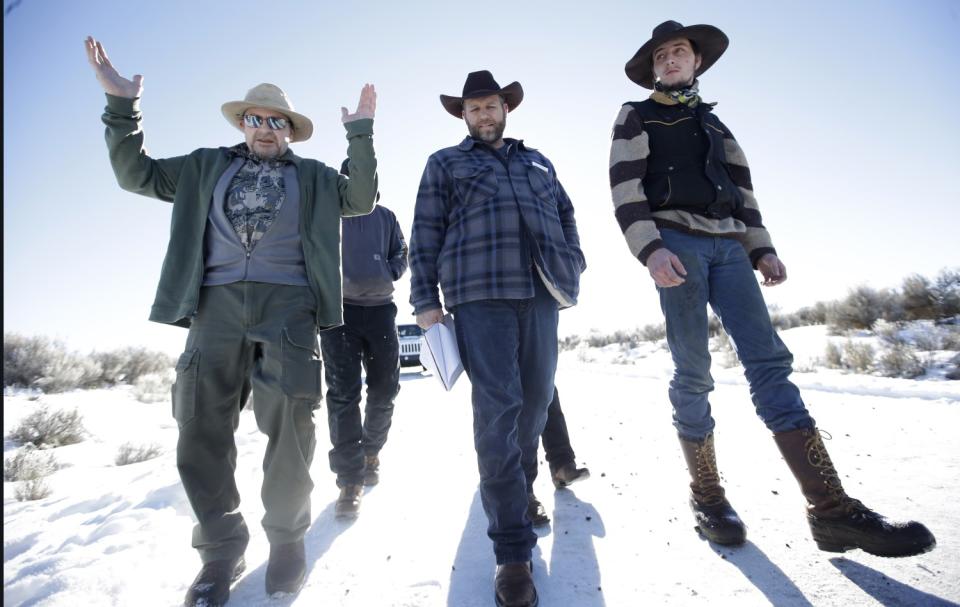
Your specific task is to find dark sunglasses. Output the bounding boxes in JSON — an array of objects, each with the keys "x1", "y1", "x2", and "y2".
[{"x1": 243, "y1": 114, "x2": 289, "y2": 130}]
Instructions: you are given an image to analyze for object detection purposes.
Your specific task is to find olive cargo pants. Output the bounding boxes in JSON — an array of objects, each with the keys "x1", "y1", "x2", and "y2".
[{"x1": 172, "y1": 282, "x2": 322, "y2": 563}]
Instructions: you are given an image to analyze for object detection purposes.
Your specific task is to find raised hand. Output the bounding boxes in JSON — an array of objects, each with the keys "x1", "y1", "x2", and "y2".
[
  {"x1": 341, "y1": 83, "x2": 377, "y2": 123},
  {"x1": 84, "y1": 36, "x2": 142, "y2": 99}
]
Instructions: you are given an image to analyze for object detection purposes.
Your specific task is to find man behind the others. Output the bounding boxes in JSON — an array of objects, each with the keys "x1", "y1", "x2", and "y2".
[
  {"x1": 86, "y1": 36, "x2": 378, "y2": 607},
  {"x1": 321, "y1": 159, "x2": 408, "y2": 520},
  {"x1": 409, "y1": 70, "x2": 585, "y2": 607}
]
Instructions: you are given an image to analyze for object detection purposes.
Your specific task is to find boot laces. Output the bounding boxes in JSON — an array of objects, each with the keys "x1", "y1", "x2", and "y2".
[
  {"x1": 806, "y1": 429, "x2": 864, "y2": 513},
  {"x1": 695, "y1": 436, "x2": 725, "y2": 506}
]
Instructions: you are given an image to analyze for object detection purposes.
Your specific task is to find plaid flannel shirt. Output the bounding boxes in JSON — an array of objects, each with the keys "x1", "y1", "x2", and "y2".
[{"x1": 409, "y1": 137, "x2": 585, "y2": 314}]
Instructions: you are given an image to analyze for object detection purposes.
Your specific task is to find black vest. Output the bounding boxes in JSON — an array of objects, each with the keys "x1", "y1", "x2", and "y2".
[{"x1": 629, "y1": 99, "x2": 743, "y2": 219}]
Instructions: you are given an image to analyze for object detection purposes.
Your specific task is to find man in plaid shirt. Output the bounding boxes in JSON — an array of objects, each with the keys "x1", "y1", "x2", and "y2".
[{"x1": 409, "y1": 70, "x2": 584, "y2": 607}]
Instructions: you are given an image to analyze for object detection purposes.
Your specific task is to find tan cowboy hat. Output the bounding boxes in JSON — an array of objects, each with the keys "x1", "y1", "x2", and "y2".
[
  {"x1": 625, "y1": 21, "x2": 729, "y2": 89},
  {"x1": 221, "y1": 83, "x2": 314, "y2": 142},
  {"x1": 440, "y1": 70, "x2": 523, "y2": 118}
]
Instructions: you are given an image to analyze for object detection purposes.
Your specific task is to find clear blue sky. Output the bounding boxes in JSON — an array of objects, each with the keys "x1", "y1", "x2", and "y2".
[{"x1": 4, "y1": 0, "x2": 959, "y2": 356}]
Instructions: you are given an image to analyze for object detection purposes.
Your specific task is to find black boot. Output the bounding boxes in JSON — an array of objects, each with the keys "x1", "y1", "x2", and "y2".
[
  {"x1": 494, "y1": 561, "x2": 539, "y2": 607},
  {"x1": 775, "y1": 427, "x2": 936, "y2": 557},
  {"x1": 526, "y1": 493, "x2": 550, "y2": 527},
  {"x1": 265, "y1": 540, "x2": 306, "y2": 596},
  {"x1": 550, "y1": 461, "x2": 590, "y2": 489},
  {"x1": 183, "y1": 556, "x2": 245, "y2": 607},
  {"x1": 678, "y1": 434, "x2": 747, "y2": 545},
  {"x1": 335, "y1": 484, "x2": 363, "y2": 519}
]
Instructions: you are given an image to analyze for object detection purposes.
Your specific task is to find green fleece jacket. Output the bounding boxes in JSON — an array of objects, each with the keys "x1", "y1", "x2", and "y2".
[{"x1": 101, "y1": 94, "x2": 378, "y2": 330}]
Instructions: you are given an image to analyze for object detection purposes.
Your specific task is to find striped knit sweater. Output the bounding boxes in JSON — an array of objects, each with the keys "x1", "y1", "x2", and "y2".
[{"x1": 609, "y1": 92, "x2": 776, "y2": 267}]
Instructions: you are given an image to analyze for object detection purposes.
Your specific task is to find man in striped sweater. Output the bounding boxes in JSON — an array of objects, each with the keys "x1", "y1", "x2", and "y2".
[{"x1": 610, "y1": 21, "x2": 935, "y2": 558}]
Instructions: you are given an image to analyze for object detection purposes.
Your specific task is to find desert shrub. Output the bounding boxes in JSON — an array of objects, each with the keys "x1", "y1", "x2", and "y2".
[
  {"x1": 132, "y1": 371, "x2": 174, "y2": 403},
  {"x1": 92, "y1": 347, "x2": 173, "y2": 385},
  {"x1": 900, "y1": 275, "x2": 938, "y2": 320},
  {"x1": 823, "y1": 342, "x2": 843, "y2": 368},
  {"x1": 794, "y1": 302, "x2": 830, "y2": 326},
  {"x1": 15, "y1": 479, "x2": 53, "y2": 501},
  {"x1": 875, "y1": 321, "x2": 907, "y2": 346},
  {"x1": 115, "y1": 442, "x2": 164, "y2": 466},
  {"x1": 558, "y1": 335, "x2": 581, "y2": 351},
  {"x1": 911, "y1": 330, "x2": 941, "y2": 352},
  {"x1": 842, "y1": 341, "x2": 875, "y2": 373},
  {"x1": 3, "y1": 444, "x2": 58, "y2": 481},
  {"x1": 710, "y1": 330, "x2": 740, "y2": 368},
  {"x1": 941, "y1": 327, "x2": 960, "y2": 351},
  {"x1": 3, "y1": 334, "x2": 101, "y2": 392},
  {"x1": 638, "y1": 323, "x2": 667, "y2": 342},
  {"x1": 828, "y1": 286, "x2": 891, "y2": 331},
  {"x1": 7, "y1": 406, "x2": 85, "y2": 448},
  {"x1": 707, "y1": 315, "x2": 723, "y2": 337},
  {"x1": 933, "y1": 269, "x2": 960, "y2": 319},
  {"x1": 878, "y1": 344, "x2": 925, "y2": 379}
]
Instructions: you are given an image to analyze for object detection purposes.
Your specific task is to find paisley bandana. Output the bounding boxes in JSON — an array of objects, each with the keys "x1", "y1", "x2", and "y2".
[
  {"x1": 225, "y1": 144, "x2": 290, "y2": 252},
  {"x1": 656, "y1": 78, "x2": 701, "y2": 108}
]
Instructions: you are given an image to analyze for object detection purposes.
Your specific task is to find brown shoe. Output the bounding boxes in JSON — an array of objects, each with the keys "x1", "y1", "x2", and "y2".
[
  {"x1": 363, "y1": 454, "x2": 380, "y2": 486},
  {"x1": 494, "y1": 561, "x2": 538, "y2": 607},
  {"x1": 550, "y1": 461, "x2": 590, "y2": 489},
  {"x1": 526, "y1": 493, "x2": 550, "y2": 527},
  {"x1": 775, "y1": 427, "x2": 936, "y2": 557},
  {"x1": 335, "y1": 484, "x2": 363, "y2": 520},
  {"x1": 265, "y1": 540, "x2": 305, "y2": 596}
]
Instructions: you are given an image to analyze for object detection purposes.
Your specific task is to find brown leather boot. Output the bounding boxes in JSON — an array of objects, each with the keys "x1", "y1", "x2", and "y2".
[
  {"x1": 526, "y1": 492, "x2": 550, "y2": 527},
  {"x1": 335, "y1": 484, "x2": 363, "y2": 520},
  {"x1": 494, "y1": 561, "x2": 538, "y2": 607},
  {"x1": 363, "y1": 454, "x2": 380, "y2": 486},
  {"x1": 550, "y1": 461, "x2": 590, "y2": 489},
  {"x1": 774, "y1": 427, "x2": 936, "y2": 557},
  {"x1": 678, "y1": 433, "x2": 746, "y2": 545}
]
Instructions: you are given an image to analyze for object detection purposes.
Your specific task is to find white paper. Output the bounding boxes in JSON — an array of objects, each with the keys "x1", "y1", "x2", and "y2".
[{"x1": 419, "y1": 314, "x2": 464, "y2": 391}]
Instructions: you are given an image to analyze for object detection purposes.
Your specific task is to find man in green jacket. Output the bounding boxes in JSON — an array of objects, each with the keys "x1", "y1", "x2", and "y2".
[{"x1": 85, "y1": 36, "x2": 378, "y2": 606}]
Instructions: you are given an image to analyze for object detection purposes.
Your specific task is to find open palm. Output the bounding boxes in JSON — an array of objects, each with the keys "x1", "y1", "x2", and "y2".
[
  {"x1": 341, "y1": 83, "x2": 377, "y2": 123},
  {"x1": 84, "y1": 36, "x2": 142, "y2": 99}
]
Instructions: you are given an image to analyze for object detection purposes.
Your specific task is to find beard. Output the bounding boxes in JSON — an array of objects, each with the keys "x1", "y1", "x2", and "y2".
[{"x1": 467, "y1": 117, "x2": 506, "y2": 144}]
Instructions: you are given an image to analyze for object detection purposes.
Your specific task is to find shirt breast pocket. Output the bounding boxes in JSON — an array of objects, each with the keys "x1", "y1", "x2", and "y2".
[
  {"x1": 526, "y1": 164, "x2": 557, "y2": 205},
  {"x1": 452, "y1": 165, "x2": 499, "y2": 205}
]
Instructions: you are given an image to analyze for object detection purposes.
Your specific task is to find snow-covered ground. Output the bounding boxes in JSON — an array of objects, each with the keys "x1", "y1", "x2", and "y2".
[{"x1": 4, "y1": 325, "x2": 960, "y2": 606}]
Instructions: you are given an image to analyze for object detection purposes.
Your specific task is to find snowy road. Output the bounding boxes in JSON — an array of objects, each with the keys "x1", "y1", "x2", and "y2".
[{"x1": 4, "y1": 348, "x2": 959, "y2": 606}]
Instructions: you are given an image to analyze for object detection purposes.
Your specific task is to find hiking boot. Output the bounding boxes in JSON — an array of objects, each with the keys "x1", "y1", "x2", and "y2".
[
  {"x1": 183, "y1": 556, "x2": 245, "y2": 607},
  {"x1": 335, "y1": 484, "x2": 363, "y2": 520},
  {"x1": 265, "y1": 540, "x2": 306, "y2": 596},
  {"x1": 775, "y1": 427, "x2": 936, "y2": 557},
  {"x1": 494, "y1": 561, "x2": 538, "y2": 607},
  {"x1": 679, "y1": 434, "x2": 747, "y2": 545},
  {"x1": 550, "y1": 461, "x2": 591, "y2": 489},
  {"x1": 526, "y1": 493, "x2": 550, "y2": 527},
  {"x1": 363, "y1": 454, "x2": 380, "y2": 486}
]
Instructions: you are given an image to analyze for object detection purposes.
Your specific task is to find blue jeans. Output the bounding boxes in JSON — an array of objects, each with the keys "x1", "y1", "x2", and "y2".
[
  {"x1": 453, "y1": 279, "x2": 559, "y2": 565},
  {"x1": 657, "y1": 229, "x2": 814, "y2": 440}
]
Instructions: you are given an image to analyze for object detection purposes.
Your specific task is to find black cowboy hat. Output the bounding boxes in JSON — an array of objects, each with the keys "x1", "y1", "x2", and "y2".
[
  {"x1": 625, "y1": 20, "x2": 728, "y2": 89},
  {"x1": 439, "y1": 70, "x2": 524, "y2": 118}
]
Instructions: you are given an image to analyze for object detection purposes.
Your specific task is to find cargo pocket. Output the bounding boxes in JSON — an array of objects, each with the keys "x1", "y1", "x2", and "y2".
[
  {"x1": 171, "y1": 349, "x2": 199, "y2": 427},
  {"x1": 281, "y1": 328, "x2": 323, "y2": 403}
]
